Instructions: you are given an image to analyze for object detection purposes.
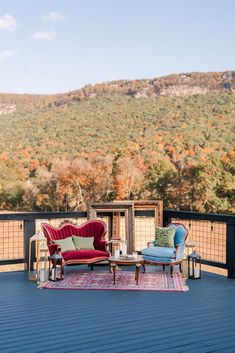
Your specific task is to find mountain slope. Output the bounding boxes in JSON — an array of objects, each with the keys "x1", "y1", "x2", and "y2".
[{"x1": 0, "y1": 71, "x2": 234, "y2": 213}]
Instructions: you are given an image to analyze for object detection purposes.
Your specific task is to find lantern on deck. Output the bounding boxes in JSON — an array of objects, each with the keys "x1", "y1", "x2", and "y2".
[
  {"x1": 28, "y1": 231, "x2": 48, "y2": 282},
  {"x1": 185, "y1": 239, "x2": 196, "y2": 257},
  {"x1": 188, "y1": 251, "x2": 201, "y2": 279},
  {"x1": 181, "y1": 239, "x2": 196, "y2": 278},
  {"x1": 48, "y1": 252, "x2": 63, "y2": 281}
]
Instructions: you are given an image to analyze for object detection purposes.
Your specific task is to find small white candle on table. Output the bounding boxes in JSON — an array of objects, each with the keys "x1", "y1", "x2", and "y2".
[
  {"x1": 122, "y1": 243, "x2": 127, "y2": 255},
  {"x1": 114, "y1": 249, "x2": 120, "y2": 259}
]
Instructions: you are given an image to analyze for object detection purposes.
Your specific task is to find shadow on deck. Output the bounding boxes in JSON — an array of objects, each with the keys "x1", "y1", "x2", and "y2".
[{"x1": 1, "y1": 267, "x2": 235, "y2": 353}]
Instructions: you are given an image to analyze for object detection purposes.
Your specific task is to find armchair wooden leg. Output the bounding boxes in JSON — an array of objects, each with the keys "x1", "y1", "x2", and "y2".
[
  {"x1": 61, "y1": 263, "x2": 65, "y2": 277},
  {"x1": 163, "y1": 265, "x2": 165, "y2": 271},
  {"x1": 179, "y1": 263, "x2": 182, "y2": 273},
  {"x1": 90, "y1": 264, "x2": 94, "y2": 271},
  {"x1": 142, "y1": 262, "x2": 146, "y2": 273},
  {"x1": 170, "y1": 264, "x2": 174, "y2": 277}
]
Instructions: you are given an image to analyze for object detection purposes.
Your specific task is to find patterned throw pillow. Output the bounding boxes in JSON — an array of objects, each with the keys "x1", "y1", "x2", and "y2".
[{"x1": 154, "y1": 226, "x2": 176, "y2": 248}]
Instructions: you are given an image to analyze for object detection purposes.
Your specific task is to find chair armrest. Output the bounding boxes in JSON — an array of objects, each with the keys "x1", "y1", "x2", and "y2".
[
  {"x1": 175, "y1": 243, "x2": 185, "y2": 261},
  {"x1": 48, "y1": 244, "x2": 61, "y2": 256}
]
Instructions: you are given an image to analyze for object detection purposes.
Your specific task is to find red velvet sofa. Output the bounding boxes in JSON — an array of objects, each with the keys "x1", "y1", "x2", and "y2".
[{"x1": 41, "y1": 220, "x2": 109, "y2": 275}]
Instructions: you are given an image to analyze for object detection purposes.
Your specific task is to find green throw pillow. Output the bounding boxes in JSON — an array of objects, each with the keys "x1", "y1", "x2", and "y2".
[
  {"x1": 72, "y1": 236, "x2": 94, "y2": 250},
  {"x1": 53, "y1": 237, "x2": 76, "y2": 252},
  {"x1": 154, "y1": 226, "x2": 176, "y2": 247}
]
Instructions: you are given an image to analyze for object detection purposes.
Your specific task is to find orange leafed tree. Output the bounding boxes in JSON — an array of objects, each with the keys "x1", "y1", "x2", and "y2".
[{"x1": 114, "y1": 156, "x2": 143, "y2": 200}]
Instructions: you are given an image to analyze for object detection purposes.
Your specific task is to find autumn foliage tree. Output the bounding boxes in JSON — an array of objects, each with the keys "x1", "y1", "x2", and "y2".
[{"x1": 114, "y1": 156, "x2": 143, "y2": 200}]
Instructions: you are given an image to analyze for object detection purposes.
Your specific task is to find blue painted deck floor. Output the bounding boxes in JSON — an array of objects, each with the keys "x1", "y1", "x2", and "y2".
[{"x1": 1, "y1": 266, "x2": 235, "y2": 353}]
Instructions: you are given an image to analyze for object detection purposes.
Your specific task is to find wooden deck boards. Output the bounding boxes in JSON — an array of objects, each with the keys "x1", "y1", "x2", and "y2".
[{"x1": 1, "y1": 268, "x2": 235, "y2": 353}]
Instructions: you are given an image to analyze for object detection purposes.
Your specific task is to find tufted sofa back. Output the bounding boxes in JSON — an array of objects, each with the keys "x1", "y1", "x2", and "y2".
[{"x1": 41, "y1": 220, "x2": 107, "y2": 250}]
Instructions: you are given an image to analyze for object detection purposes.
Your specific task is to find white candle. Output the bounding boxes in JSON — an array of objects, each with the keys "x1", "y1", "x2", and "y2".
[
  {"x1": 132, "y1": 252, "x2": 138, "y2": 260},
  {"x1": 194, "y1": 268, "x2": 200, "y2": 278},
  {"x1": 114, "y1": 249, "x2": 120, "y2": 259},
  {"x1": 122, "y1": 243, "x2": 127, "y2": 255},
  {"x1": 189, "y1": 268, "x2": 200, "y2": 278},
  {"x1": 45, "y1": 269, "x2": 49, "y2": 281},
  {"x1": 39, "y1": 269, "x2": 45, "y2": 282},
  {"x1": 51, "y1": 268, "x2": 56, "y2": 281}
]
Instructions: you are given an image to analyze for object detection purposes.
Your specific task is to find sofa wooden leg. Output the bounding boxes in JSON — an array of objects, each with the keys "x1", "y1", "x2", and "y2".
[
  {"x1": 163, "y1": 265, "x2": 165, "y2": 271},
  {"x1": 179, "y1": 263, "x2": 182, "y2": 273},
  {"x1": 90, "y1": 264, "x2": 94, "y2": 271},
  {"x1": 170, "y1": 264, "x2": 173, "y2": 277}
]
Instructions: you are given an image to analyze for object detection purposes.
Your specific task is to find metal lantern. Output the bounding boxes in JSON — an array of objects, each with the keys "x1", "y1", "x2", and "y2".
[
  {"x1": 48, "y1": 252, "x2": 63, "y2": 281},
  {"x1": 28, "y1": 231, "x2": 48, "y2": 282},
  {"x1": 181, "y1": 239, "x2": 196, "y2": 278},
  {"x1": 185, "y1": 239, "x2": 196, "y2": 257},
  {"x1": 188, "y1": 251, "x2": 201, "y2": 279}
]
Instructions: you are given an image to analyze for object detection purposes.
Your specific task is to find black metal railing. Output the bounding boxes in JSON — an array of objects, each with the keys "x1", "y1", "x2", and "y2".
[
  {"x1": 164, "y1": 210, "x2": 235, "y2": 279},
  {"x1": 0, "y1": 210, "x2": 234, "y2": 278},
  {"x1": 0, "y1": 212, "x2": 87, "y2": 269}
]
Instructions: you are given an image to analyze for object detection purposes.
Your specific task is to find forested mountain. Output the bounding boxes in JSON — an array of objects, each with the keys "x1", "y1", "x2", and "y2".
[{"x1": 0, "y1": 71, "x2": 234, "y2": 213}]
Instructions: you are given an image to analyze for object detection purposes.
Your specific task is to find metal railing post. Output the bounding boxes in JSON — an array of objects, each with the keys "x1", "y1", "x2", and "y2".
[
  {"x1": 163, "y1": 210, "x2": 170, "y2": 226},
  {"x1": 23, "y1": 219, "x2": 36, "y2": 271},
  {"x1": 226, "y1": 217, "x2": 235, "y2": 279}
]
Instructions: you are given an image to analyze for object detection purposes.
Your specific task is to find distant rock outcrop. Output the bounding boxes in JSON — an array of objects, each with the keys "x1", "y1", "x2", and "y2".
[
  {"x1": 0, "y1": 104, "x2": 16, "y2": 115},
  {"x1": 52, "y1": 71, "x2": 235, "y2": 107},
  {"x1": 0, "y1": 71, "x2": 235, "y2": 111}
]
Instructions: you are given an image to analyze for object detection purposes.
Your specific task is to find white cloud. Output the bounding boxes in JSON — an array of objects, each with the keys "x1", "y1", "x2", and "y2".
[
  {"x1": 42, "y1": 12, "x2": 66, "y2": 23},
  {"x1": 0, "y1": 14, "x2": 18, "y2": 32},
  {"x1": 31, "y1": 31, "x2": 59, "y2": 41},
  {"x1": 0, "y1": 50, "x2": 17, "y2": 60}
]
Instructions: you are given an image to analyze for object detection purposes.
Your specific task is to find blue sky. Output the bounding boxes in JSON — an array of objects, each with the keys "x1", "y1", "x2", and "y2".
[{"x1": 0, "y1": 0, "x2": 234, "y2": 94}]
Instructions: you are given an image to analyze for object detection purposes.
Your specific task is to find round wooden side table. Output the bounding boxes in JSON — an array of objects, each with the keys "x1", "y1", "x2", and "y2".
[{"x1": 108, "y1": 255, "x2": 145, "y2": 285}]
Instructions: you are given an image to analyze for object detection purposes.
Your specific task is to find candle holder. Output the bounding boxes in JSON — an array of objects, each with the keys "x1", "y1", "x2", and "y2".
[
  {"x1": 188, "y1": 251, "x2": 201, "y2": 279},
  {"x1": 28, "y1": 231, "x2": 48, "y2": 281},
  {"x1": 185, "y1": 239, "x2": 196, "y2": 257},
  {"x1": 181, "y1": 239, "x2": 196, "y2": 278},
  {"x1": 48, "y1": 252, "x2": 63, "y2": 281}
]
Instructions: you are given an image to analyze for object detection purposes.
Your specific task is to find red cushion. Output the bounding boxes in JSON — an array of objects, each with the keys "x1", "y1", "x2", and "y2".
[{"x1": 62, "y1": 250, "x2": 109, "y2": 262}]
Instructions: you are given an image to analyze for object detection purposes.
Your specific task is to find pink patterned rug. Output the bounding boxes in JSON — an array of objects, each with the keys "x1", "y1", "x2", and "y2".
[{"x1": 42, "y1": 271, "x2": 188, "y2": 292}]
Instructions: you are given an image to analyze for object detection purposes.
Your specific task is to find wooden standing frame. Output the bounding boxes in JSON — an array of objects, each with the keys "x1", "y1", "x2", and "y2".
[
  {"x1": 88, "y1": 200, "x2": 163, "y2": 254},
  {"x1": 88, "y1": 203, "x2": 135, "y2": 253}
]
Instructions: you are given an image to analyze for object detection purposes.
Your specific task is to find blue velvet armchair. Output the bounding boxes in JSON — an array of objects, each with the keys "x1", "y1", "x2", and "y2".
[{"x1": 141, "y1": 223, "x2": 188, "y2": 277}]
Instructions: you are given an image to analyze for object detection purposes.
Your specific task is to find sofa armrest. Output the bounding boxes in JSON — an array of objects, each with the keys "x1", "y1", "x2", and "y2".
[
  {"x1": 48, "y1": 244, "x2": 61, "y2": 256},
  {"x1": 175, "y1": 243, "x2": 185, "y2": 261},
  {"x1": 96, "y1": 240, "x2": 109, "y2": 253},
  {"x1": 147, "y1": 241, "x2": 155, "y2": 248}
]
